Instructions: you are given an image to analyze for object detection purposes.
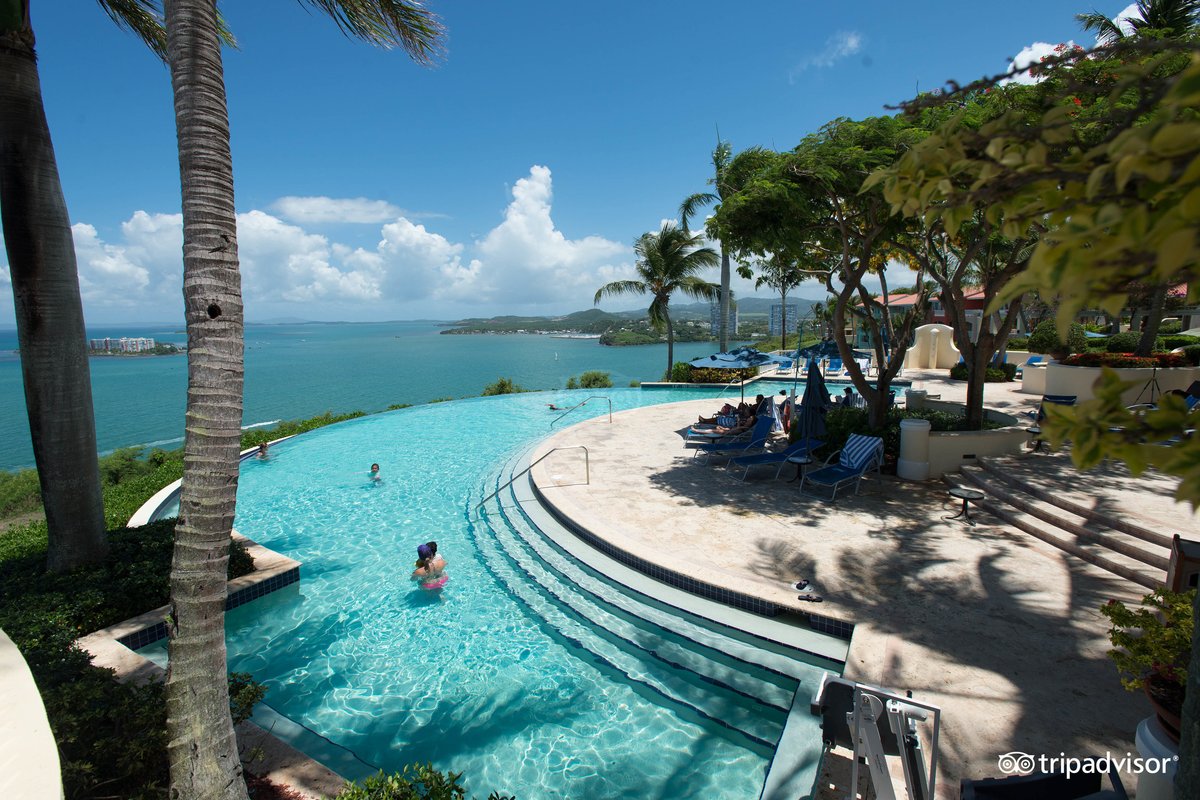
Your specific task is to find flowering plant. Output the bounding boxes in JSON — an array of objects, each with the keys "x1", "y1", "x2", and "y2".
[{"x1": 1100, "y1": 588, "x2": 1195, "y2": 692}]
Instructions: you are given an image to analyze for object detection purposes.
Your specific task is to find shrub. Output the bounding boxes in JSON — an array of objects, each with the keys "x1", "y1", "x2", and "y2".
[
  {"x1": 1086, "y1": 337, "x2": 1111, "y2": 350},
  {"x1": 1006, "y1": 336, "x2": 1029, "y2": 350},
  {"x1": 1163, "y1": 334, "x2": 1200, "y2": 349},
  {"x1": 336, "y1": 765, "x2": 512, "y2": 800},
  {"x1": 387, "y1": 403, "x2": 413, "y2": 411},
  {"x1": 1028, "y1": 320, "x2": 1087, "y2": 356},
  {"x1": 948, "y1": 363, "x2": 1012, "y2": 382},
  {"x1": 578, "y1": 371, "x2": 613, "y2": 389},
  {"x1": 1060, "y1": 352, "x2": 1187, "y2": 368},
  {"x1": 687, "y1": 366, "x2": 751, "y2": 384},
  {"x1": 793, "y1": 406, "x2": 1002, "y2": 462},
  {"x1": 629, "y1": 380, "x2": 641, "y2": 387},
  {"x1": 241, "y1": 411, "x2": 366, "y2": 449},
  {"x1": 565, "y1": 376, "x2": 579, "y2": 389},
  {"x1": 1159, "y1": 320, "x2": 1183, "y2": 335},
  {"x1": 0, "y1": 467, "x2": 42, "y2": 517},
  {"x1": 667, "y1": 362, "x2": 691, "y2": 382},
  {"x1": 1181, "y1": 345, "x2": 1200, "y2": 366},
  {"x1": 1104, "y1": 331, "x2": 1166, "y2": 353},
  {"x1": 481, "y1": 377, "x2": 525, "y2": 396},
  {"x1": 1100, "y1": 588, "x2": 1195, "y2": 692}
]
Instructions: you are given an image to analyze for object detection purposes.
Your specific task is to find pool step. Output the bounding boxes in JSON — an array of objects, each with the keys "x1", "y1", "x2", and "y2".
[
  {"x1": 490, "y1": 491, "x2": 794, "y2": 714},
  {"x1": 474, "y1": 495, "x2": 784, "y2": 749}
]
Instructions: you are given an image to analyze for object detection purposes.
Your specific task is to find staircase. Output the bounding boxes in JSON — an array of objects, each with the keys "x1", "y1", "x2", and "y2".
[
  {"x1": 472, "y1": 447, "x2": 843, "y2": 800},
  {"x1": 945, "y1": 455, "x2": 1174, "y2": 590}
]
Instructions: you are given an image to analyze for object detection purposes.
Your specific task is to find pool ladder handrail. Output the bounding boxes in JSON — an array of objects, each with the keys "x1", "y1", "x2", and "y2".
[
  {"x1": 474, "y1": 445, "x2": 589, "y2": 514},
  {"x1": 550, "y1": 396, "x2": 612, "y2": 427}
]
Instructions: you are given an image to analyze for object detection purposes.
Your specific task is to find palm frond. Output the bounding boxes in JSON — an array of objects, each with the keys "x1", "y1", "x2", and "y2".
[
  {"x1": 1076, "y1": 9, "x2": 1127, "y2": 42},
  {"x1": 97, "y1": 0, "x2": 168, "y2": 59},
  {"x1": 300, "y1": 0, "x2": 446, "y2": 63},
  {"x1": 647, "y1": 297, "x2": 669, "y2": 331},
  {"x1": 677, "y1": 276, "x2": 721, "y2": 303},
  {"x1": 594, "y1": 280, "x2": 647, "y2": 305},
  {"x1": 679, "y1": 192, "x2": 718, "y2": 232}
]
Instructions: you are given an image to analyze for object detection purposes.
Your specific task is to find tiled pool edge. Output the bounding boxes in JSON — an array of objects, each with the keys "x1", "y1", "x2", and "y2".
[{"x1": 76, "y1": 535, "x2": 345, "y2": 800}]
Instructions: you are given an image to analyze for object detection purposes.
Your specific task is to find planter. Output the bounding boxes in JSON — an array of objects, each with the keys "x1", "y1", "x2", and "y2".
[
  {"x1": 1044, "y1": 362, "x2": 1200, "y2": 404},
  {"x1": 1143, "y1": 675, "x2": 1184, "y2": 744}
]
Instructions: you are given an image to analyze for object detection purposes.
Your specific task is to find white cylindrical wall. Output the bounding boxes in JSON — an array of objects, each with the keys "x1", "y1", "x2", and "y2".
[{"x1": 897, "y1": 418, "x2": 932, "y2": 481}]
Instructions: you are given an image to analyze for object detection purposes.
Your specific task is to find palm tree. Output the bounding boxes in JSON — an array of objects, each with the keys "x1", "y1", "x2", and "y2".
[
  {"x1": 737, "y1": 253, "x2": 808, "y2": 350},
  {"x1": 595, "y1": 223, "x2": 719, "y2": 377},
  {"x1": 0, "y1": 1, "x2": 168, "y2": 572},
  {"x1": 680, "y1": 140, "x2": 734, "y2": 351},
  {"x1": 1077, "y1": 0, "x2": 1199, "y2": 42},
  {"x1": 160, "y1": 2, "x2": 443, "y2": 797}
]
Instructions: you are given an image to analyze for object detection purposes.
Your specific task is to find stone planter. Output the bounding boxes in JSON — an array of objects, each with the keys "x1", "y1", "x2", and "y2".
[{"x1": 1045, "y1": 363, "x2": 1200, "y2": 404}]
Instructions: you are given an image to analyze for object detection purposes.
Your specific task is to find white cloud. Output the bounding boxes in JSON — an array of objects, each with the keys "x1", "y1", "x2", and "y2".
[
  {"x1": 1113, "y1": 3, "x2": 1142, "y2": 37},
  {"x1": 271, "y1": 196, "x2": 404, "y2": 224},
  {"x1": 1005, "y1": 40, "x2": 1078, "y2": 85},
  {"x1": 789, "y1": 31, "x2": 864, "y2": 80},
  {"x1": 1, "y1": 166, "x2": 639, "y2": 322}
]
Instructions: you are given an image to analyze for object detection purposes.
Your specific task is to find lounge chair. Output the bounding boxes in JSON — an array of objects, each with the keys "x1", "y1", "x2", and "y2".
[
  {"x1": 1027, "y1": 394, "x2": 1076, "y2": 452},
  {"x1": 692, "y1": 415, "x2": 774, "y2": 463},
  {"x1": 1015, "y1": 354, "x2": 1043, "y2": 378},
  {"x1": 726, "y1": 437, "x2": 823, "y2": 481},
  {"x1": 799, "y1": 433, "x2": 884, "y2": 499},
  {"x1": 826, "y1": 357, "x2": 845, "y2": 377}
]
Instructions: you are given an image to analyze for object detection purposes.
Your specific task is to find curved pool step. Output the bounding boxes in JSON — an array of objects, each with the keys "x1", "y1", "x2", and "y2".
[
  {"x1": 489, "y1": 491, "x2": 793, "y2": 714},
  {"x1": 474, "y1": 495, "x2": 784, "y2": 749}
]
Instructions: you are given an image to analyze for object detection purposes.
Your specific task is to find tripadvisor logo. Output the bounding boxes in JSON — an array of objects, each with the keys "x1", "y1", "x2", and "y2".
[{"x1": 997, "y1": 751, "x2": 1178, "y2": 778}]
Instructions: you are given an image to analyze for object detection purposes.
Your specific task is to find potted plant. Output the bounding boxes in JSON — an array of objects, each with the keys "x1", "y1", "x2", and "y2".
[{"x1": 1100, "y1": 588, "x2": 1195, "y2": 742}]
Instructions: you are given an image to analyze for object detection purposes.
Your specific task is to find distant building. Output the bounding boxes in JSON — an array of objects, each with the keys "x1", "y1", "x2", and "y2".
[
  {"x1": 769, "y1": 304, "x2": 798, "y2": 336},
  {"x1": 708, "y1": 302, "x2": 738, "y2": 336},
  {"x1": 88, "y1": 336, "x2": 156, "y2": 353}
]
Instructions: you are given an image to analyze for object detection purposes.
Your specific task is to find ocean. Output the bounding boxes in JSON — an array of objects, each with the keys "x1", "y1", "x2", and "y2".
[{"x1": 0, "y1": 321, "x2": 728, "y2": 472}]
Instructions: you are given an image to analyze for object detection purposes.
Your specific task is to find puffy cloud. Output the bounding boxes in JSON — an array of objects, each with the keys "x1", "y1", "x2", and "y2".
[
  {"x1": 790, "y1": 31, "x2": 864, "y2": 80},
  {"x1": 270, "y1": 196, "x2": 405, "y2": 224},
  {"x1": 1, "y1": 165, "x2": 637, "y2": 321}
]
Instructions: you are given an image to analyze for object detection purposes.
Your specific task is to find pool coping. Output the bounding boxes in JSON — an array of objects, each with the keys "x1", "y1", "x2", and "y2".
[{"x1": 76, "y1": 534, "x2": 344, "y2": 800}]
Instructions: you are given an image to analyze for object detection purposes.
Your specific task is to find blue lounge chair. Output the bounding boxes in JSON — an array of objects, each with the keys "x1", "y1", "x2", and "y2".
[
  {"x1": 826, "y1": 357, "x2": 845, "y2": 377},
  {"x1": 800, "y1": 433, "x2": 884, "y2": 500},
  {"x1": 692, "y1": 415, "x2": 774, "y2": 463},
  {"x1": 727, "y1": 438, "x2": 823, "y2": 481}
]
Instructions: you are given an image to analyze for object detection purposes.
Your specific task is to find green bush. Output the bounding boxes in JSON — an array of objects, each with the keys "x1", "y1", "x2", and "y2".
[
  {"x1": 1163, "y1": 334, "x2": 1200, "y2": 349},
  {"x1": 1181, "y1": 345, "x2": 1200, "y2": 366},
  {"x1": 0, "y1": 467, "x2": 42, "y2": 517},
  {"x1": 481, "y1": 377, "x2": 526, "y2": 396},
  {"x1": 1028, "y1": 320, "x2": 1088, "y2": 355},
  {"x1": 1105, "y1": 331, "x2": 1166, "y2": 353},
  {"x1": 1159, "y1": 320, "x2": 1183, "y2": 335},
  {"x1": 1086, "y1": 337, "x2": 1111, "y2": 350},
  {"x1": 793, "y1": 406, "x2": 1001, "y2": 462},
  {"x1": 688, "y1": 366, "x2": 751, "y2": 384},
  {"x1": 565, "y1": 376, "x2": 579, "y2": 389},
  {"x1": 948, "y1": 363, "x2": 1013, "y2": 382},
  {"x1": 241, "y1": 411, "x2": 366, "y2": 449},
  {"x1": 629, "y1": 380, "x2": 641, "y2": 387},
  {"x1": 387, "y1": 403, "x2": 413, "y2": 411},
  {"x1": 1006, "y1": 336, "x2": 1029, "y2": 350},
  {"x1": 336, "y1": 765, "x2": 513, "y2": 800},
  {"x1": 667, "y1": 362, "x2": 692, "y2": 382},
  {"x1": 578, "y1": 371, "x2": 613, "y2": 389}
]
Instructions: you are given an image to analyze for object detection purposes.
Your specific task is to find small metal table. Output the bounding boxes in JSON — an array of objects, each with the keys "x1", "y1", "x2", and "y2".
[
  {"x1": 1027, "y1": 425, "x2": 1045, "y2": 452},
  {"x1": 945, "y1": 487, "x2": 985, "y2": 525},
  {"x1": 786, "y1": 455, "x2": 813, "y2": 483}
]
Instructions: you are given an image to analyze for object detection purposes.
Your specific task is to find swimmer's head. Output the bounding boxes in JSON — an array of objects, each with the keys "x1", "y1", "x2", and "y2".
[
  {"x1": 425, "y1": 541, "x2": 438, "y2": 556},
  {"x1": 370, "y1": 463, "x2": 380, "y2": 472},
  {"x1": 417, "y1": 543, "x2": 433, "y2": 561}
]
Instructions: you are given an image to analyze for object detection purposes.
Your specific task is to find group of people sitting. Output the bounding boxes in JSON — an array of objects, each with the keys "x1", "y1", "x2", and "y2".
[
  {"x1": 412, "y1": 540, "x2": 448, "y2": 590},
  {"x1": 692, "y1": 394, "x2": 785, "y2": 436}
]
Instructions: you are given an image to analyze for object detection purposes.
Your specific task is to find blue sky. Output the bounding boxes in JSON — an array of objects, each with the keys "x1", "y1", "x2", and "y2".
[{"x1": 0, "y1": 1, "x2": 1133, "y2": 324}]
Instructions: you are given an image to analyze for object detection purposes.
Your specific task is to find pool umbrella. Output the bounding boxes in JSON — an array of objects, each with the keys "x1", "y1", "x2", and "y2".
[
  {"x1": 794, "y1": 359, "x2": 831, "y2": 443},
  {"x1": 689, "y1": 346, "x2": 788, "y2": 403}
]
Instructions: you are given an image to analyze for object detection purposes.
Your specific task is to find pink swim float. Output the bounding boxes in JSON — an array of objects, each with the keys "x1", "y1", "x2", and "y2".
[{"x1": 421, "y1": 576, "x2": 448, "y2": 590}]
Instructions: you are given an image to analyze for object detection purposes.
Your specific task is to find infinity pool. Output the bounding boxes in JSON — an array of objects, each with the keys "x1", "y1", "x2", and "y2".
[{"x1": 152, "y1": 388, "x2": 832, "y2": 798}]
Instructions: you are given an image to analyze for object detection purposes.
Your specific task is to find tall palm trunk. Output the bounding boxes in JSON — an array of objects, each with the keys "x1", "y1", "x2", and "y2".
[
  {"x1": 0, "y1": 7, "x2": 107, "y2": 572},
  {"x1": 163, "y1": 2, "x2": 248, "y2": 798},
  {"x1": 718, "y1": 247, "x2": 730, "y2": 351},
  {"x1": 665, "y1": 312, "x2": 675, "y2": 378}
]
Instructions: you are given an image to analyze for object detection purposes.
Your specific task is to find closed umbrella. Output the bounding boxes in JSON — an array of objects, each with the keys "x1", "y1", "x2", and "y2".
[{"x1": 794, "y1": 359, "x2": 831, "y2": 445}]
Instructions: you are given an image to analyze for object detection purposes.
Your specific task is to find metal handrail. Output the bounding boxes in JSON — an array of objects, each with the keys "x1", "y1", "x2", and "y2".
[
  {"x1": 550, "y1": 395, "x2": 612, "y2": 427},
  {"x1": 474, "y1": 445, "x2": 589, "y2": 513}
]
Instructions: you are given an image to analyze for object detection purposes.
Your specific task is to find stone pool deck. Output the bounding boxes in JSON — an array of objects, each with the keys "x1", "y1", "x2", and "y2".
[{"x1": 529, "y1": 374, "x2": 1195, "y2": 797}]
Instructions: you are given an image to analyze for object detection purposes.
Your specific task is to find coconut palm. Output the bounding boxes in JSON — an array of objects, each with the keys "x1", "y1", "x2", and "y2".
[
  {"x1": 1077, "y1": 0, "x2": 1200, "y2": 42},
  {"x1": 160, "y1": 2, "x2": 442, "y2": 797},
  {"x1": 0, "y1": 1, "x2": 169, "y2": 572},
  {"x1": 595, "y1": 223, "x2": 719, "y2": 377}
]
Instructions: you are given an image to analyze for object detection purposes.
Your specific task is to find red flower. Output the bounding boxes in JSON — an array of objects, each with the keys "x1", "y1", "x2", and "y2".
[{"x1": 1072, "y1": 97, "x2": 1082, "y2": 105}]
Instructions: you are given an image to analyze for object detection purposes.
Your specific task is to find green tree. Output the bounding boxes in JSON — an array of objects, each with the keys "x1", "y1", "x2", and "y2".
[
  {"x1": 578, "y1": 370, "x2": 613, "y2": 389},
  {"x1": 160, "y1": 3, "x2": 443, "y2": 798},
  {"x1": 1077, "y1": 0, "x2": 1199, "y2": 42},
  {"x1": 736, "y1": 252, "x2": 810, "y2": 351},
  {"x1": 0, "y1": 1, "x2": 170, "y2": 572},
  {"x1": 482, "y1": 377, "x2": 525, "y2": 395},
  {"x1": 595, "y1": 223, "x2": 719, "y2": 377}
]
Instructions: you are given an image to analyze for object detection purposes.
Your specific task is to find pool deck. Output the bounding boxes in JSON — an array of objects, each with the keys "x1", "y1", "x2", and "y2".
[{"x1": 529, "y1": 372, "x2": 1196, "y2": 797}]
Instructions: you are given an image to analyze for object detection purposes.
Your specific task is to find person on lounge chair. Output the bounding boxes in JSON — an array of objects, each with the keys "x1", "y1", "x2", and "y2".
[{"x1": 689, "y1": 414, "x2": 756, "y2": 437}]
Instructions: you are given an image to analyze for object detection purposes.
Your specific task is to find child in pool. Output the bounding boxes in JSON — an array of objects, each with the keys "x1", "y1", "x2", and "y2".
[
  {"x1": 412, "y1": 543, "x2": 448, "y2": 589},
  {"x1": 368, "y1": 463, "x2": 381, "y2": 482}
]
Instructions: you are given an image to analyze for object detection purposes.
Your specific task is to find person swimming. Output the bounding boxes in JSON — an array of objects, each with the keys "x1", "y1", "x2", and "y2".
[
  {"x1": 412, "y1": 542, "x2": 447, "y2": 590},
  {"x1": 369, "y1": 463, "x2": 381, "y2": 482}
]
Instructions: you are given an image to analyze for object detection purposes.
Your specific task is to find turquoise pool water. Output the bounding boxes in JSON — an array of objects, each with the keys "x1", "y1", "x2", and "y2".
[{"x1": 150, "y1": 388, "x2": 832, "y2": 798}]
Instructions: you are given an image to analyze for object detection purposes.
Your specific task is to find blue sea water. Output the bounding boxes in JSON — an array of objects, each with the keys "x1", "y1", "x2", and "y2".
[{"x1": 0, "y1": 322, "x2": 730, "y2": 472}]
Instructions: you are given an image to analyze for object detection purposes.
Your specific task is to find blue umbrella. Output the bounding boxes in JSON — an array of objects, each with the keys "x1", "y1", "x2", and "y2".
[
  {"x1": 689, "y1": 346, "x2": 789, "y2": 402},
  {"x1": 795, "y1": 360, "x2": 830, "y2": 442}
]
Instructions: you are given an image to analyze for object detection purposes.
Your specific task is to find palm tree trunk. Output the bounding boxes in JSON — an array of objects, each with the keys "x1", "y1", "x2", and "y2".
[
  {"x1": 0, "y1": 9, "x2": 108, "y2": 572},
  {"x1": 163, "y1": 2, "x2": 248, "y2": 798},
  {"x1": 665, "y1": 313, "x2": 675, "y2": 379},
  {"x1": 779, "y1": 287, "x2": 788, "y2": 351},
  {"x1": 719, "y1": 247, "x2": 730, "y2": 351}
]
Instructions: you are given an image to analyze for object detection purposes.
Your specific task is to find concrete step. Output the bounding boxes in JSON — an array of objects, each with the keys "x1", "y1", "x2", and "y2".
[
  {"x1": 944, "y1": 473, "x2": 1164, "y2": 591},
  {"x1": 975, "y1": 456, "x2": 1175, "y2": 549},
  {"x1": 959, "y1": 466, "x2": 1170, "y2": 571}
]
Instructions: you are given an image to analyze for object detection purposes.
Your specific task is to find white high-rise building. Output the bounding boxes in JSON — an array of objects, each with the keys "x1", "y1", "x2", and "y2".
[
  {"x1": 708, "y1": 302, "x2": 738, "y2": 336},
  {"x1": 769, "y1": 304, "x2": 798, "y2": 336}
]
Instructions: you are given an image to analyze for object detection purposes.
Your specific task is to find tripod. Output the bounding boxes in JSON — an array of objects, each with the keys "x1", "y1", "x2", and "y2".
[{"x1": 1133, "y1": 365, "x2": 1162, "y2": 406}]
